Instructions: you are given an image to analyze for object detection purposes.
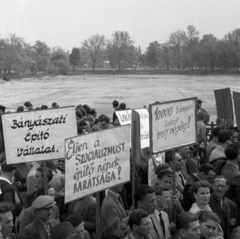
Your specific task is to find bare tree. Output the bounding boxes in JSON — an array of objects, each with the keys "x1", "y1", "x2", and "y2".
[{"x1": 82, "y1": 34, "x2": 105, "y2": 71}]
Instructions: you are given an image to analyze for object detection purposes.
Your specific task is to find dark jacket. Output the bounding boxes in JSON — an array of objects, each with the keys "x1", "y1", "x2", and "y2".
[
  {"x1": 22, "y1": 217, "x2": 59, "y2": 239},
  {"x1": 209, "y1": 193, "x2": 237, "y2": 239}
]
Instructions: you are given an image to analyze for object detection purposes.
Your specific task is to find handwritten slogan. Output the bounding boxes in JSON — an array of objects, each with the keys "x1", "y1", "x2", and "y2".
[
  {"x1": 116, "y1": 109, "x2": 149, "y2": 148},
  {"x1": 64, "y1": 125, "x2": 130, "y2": 203},
  {"x1": 2, "y1": 107, "x2": 77, "y2": 164},
  {"x1": 149, "y1": 98, "x2": 197, "y2": 153}
]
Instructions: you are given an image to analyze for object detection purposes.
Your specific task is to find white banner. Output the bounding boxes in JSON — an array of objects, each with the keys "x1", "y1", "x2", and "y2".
[
  {"x1": 150, "y1": 98, "x2": 197, "y2": 153},
  {"x1": 64, "y1": 125, "x2": 130, "y2": 203},
  {"x1": 116, "y1": 109, "x2": 149, "y2": 148},
  {"x1": 2, "y1": 107, "x2": 77, "y2": 164}
]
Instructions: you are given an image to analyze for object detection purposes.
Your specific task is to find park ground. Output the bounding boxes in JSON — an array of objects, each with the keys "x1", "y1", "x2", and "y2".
[{"x1": 1, "y1": 74, "x2": 240, "y2": 122}]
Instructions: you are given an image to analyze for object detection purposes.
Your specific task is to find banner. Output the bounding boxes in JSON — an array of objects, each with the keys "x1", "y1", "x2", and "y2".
[
  {"x1": 2, "y1": 107, "x2": 77, "y2": 164},
  {"x1": 149, "y1": 98, "x2": 197, "y2": 153},
  {"x1": 116, "y1": 109, "x2": 149, "y2": 148},
  {"x1": 214, "y1": 88, "x2": 233, "y2": 121},
  {"x1": 64, "y1": 125, "x2": 130, "y2": 203}
]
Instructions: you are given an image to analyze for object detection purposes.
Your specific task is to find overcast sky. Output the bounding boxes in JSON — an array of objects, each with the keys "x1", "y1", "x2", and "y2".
[{"x1": 1, "y1": 0, "x2": 240, "y2": 52}]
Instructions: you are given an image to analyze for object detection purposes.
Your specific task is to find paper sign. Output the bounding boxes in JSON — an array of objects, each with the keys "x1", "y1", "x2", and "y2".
[
  {"x1": 149, "y1": 98, "x2": 197, "y2": 153},
  {"x1": 2, "y1": 107, "x2": 77, "y2": 164},
  {"x1": 64, "y1": 125, "x2": 130, "y2": 203},
  {"x1": 116, "y1": 109, "x2": 149, "y2": 148}
]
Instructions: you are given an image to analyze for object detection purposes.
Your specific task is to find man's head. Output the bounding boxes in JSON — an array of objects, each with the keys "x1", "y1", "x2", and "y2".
[
  {"x1": 176, "y1": 212, "x2": 201, "y2": 239},
  {"x1": 32, "y1": 195, "x2": 56, "y2": 223},
  {"x1": 119, "y1": 103, "x2": 126, "y2": 110},
  {"x1": 197, "y1": 163, "x2": 216, "y2": 185},
  {"x1": 165, "y1": 151, "x2": 184, "y2": 172},
  {"x1": 156, "y1": 164, "x2": 173, "y2": 189},
  {"x1": 1, "y1": 161, "x2": 16, "y2": 181},
  {"x1": 218, "y1": 130, "x2": 232, "y2": 146},
  {"x1": 0, "y1": 104, "x2": 6, "y2": 114},
  {"x1": 154, "y1": 184, "x2": 170, "y2": 210},
  {"x1": 178, "y1": 146, "x2": 191, "y2": 158},
  {"x1": 50, "y1": 222, "x2": 77, "y2": 239},
  {"x1": 211, "y1": 126, "x2": 221, "y2": 139},
  {"x1": 212, "y1": 176, "x2": 229, "y2": 200},
  {"x1": 128, "y1": 209, "x2": 150, "y2": 238},
  {"x1": 99, "y1": 115, "x2": 110, "y2": 129},
  {"x1": 33, "y1": 166, "x2": 53, "y2": 189},
  {"x1": 225, "y1": 143, "x2": 239, "y2": 161},
  {"x1": 52, "y1": 102, "x2": 59, "y2": 108},
  {"x1": 48, "y1": 187, "x2": 55, "y2": 199},
  {"x1": 101, "y1": 221, "x2": 128, "y2": 239},
  {"x1": 110, "y1": 183, "x2": 124, "y2": 194},
  {"x1": 134, "y1": 185, "x2": 157, "y2": 214},
  {"x1": 112, "y1": 100, "x2": 119, "y2": 109},
  {"x1": 196, "y1": 210, "x2": 220, "y2": 239},
  {"x1": 0, "y1": 202, "x2": 14, "y2": 239},
  {"x1": 24, "y1": 101, "x2": 33, "y2": 111}
]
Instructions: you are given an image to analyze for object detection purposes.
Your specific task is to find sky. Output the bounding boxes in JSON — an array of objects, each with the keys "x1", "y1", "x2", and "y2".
[{"x1": 1, "y1": 0, "x2": 240, "y2": 52}]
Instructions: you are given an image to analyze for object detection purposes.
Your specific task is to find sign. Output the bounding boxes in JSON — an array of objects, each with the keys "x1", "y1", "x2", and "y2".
[
  {"x1": 116, "y1": 109, "x2": 149, "y2": 148},
  {"x1": 2, "y1": 107, "x2": 77, "y2": 164},
  {"x1": 233, "y1": 91, "x2": 240, "y2": 129},
  {"x1": 149, "y1": 98, "x2": 197, "y2": 153},
  {"x1": 64, "y1": 125, "x2": 130, "y2": 203},
  {"x1": 214, "y1": 88, "x2": 233, "y2": 121}
]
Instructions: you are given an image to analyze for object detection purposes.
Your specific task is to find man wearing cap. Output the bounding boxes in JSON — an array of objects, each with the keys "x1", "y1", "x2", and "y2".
[
  {"x1": 22, "y1": 195, "x2": 59, "y2": 239},
  {"x1": 197, "y1": 99, "x2": 210, "y2": 125}
]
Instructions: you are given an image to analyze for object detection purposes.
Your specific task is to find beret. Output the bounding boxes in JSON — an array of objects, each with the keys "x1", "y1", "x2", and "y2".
[{"x1": 32, "y1": 195, "x2": 56, "y2": 210}]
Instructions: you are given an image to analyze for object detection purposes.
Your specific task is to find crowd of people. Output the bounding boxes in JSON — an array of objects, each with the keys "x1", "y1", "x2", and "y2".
[{"x1": 0, "y1": 99, "x2": 239, "y2": 239}]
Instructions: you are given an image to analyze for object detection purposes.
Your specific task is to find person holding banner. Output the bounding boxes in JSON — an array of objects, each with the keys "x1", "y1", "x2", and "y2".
[{"x1": 101, "y1": 184, "x2": 127, "y2": 231}]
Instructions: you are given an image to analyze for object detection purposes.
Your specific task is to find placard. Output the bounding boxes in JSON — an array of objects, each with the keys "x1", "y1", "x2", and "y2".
[
  {"x1": 64, "y1": 125, "x2": 130, "y2": 203},
  {"x1": 2, "y1": 107, "x2": 77, "y2": 164},
  {"x1": 149, "y1": 98, "x2": 197, "y2": 153},
  {"x1": 116, "y1": 109, "x2": 149, "y2": 148}
]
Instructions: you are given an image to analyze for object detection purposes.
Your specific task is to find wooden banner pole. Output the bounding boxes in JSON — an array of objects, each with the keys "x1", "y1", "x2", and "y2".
[
  {"x1": 172, "y1": 150, "x2": 176, "y2": 223},
  {"x1": 96, "y1": 192, "x2": 100, "y2": 239},
  {"x1": 131, "y1": 120, "x2": 136, "y2": 209},
  {"x1": 43, "y1": 161, "x2": 48, "y2": 195}
]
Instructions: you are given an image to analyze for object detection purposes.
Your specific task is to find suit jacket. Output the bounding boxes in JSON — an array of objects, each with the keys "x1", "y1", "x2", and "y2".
[
  {"x1": 69, "y1": 195, "x2": 96, "y2": 233},
  {"x1": 22, "y1": 217, "x2": 59, "y2": 239},
  {"x1": 159, "y1": 210, "x2": 170, "y2": 239},
  {"x1": 101, "y1": 190, "x2": 127, "y2": 230},
  {"x1": 182, "y1": 174, "x2": 200, "y2": 211},
  {"x1": 149, "y1": 213, "x2": 165, "y2": 239},
  {"x1": 18, "y1": 205, "x2": 59, "y2": 238},
  {"x1": 209, "y1": 194, "x2": 236, "y2": 239}
]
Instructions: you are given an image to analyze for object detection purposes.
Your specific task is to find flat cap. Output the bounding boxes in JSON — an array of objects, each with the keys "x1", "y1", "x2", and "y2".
[{"x1": 32, "y1": 195, "x2": 56, "y2": 210}]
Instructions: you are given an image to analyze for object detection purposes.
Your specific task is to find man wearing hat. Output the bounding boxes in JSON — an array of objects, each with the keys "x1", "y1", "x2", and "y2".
[
  {"x1": 197, "y1": 99, "x2": 210, "y2": 125},
  {"x1": 22, "y1": 195, "x2": 59, "y2": 239}
]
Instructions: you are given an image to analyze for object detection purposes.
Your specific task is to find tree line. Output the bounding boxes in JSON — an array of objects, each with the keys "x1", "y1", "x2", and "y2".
[{"x1": 1, "y1": 25, "x2": 240, "y2": 77}]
